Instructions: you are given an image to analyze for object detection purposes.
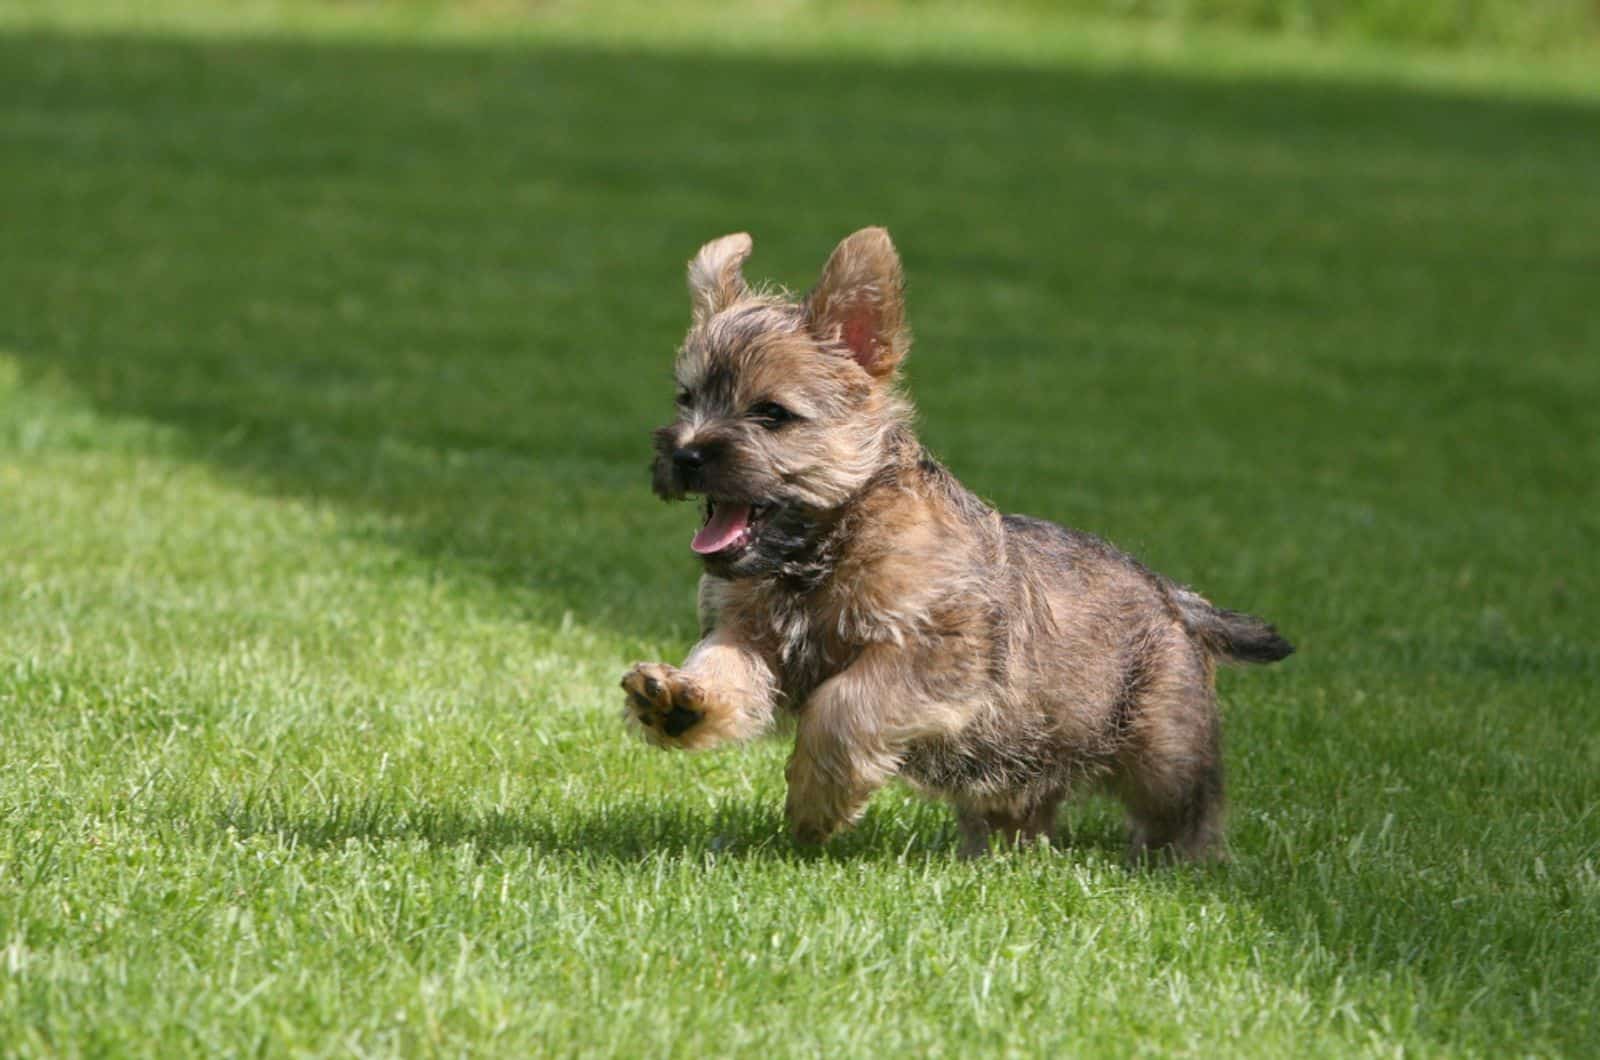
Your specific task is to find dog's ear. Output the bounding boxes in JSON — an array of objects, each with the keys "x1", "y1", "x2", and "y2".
[
  {"x1": 805, "y1": 227, "x2": 909, "y2": 378},
  {"x1": 688, "y1": 232, "x2": 753, "y2": 325}
]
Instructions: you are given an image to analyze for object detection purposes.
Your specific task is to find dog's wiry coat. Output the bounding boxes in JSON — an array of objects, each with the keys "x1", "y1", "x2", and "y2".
[{"x1": 622, "y1": 228, "x2": 1292, "y2": 861}]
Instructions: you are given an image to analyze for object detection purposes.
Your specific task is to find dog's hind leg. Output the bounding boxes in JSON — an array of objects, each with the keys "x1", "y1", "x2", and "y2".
[
  {"x1": 955, "y1": 797, "x2": 1061, "y2": 858},
  {"x1": 1118, "y1": 726, "x2": 1226, "y2": 865}
]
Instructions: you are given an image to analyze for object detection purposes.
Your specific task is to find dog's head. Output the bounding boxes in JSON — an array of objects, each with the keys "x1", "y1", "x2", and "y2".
[{"x1": 651, "y1": 228, "x2": 913, "y2": 578}]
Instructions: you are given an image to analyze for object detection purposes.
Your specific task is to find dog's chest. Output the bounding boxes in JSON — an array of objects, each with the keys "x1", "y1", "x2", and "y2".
[{"x1": 738, "y1": 584, "x2": 855, "y2": 710}]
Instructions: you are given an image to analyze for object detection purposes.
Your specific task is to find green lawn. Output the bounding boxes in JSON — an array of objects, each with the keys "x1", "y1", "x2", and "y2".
[{"x1": 2, "y1": 3, "x2": 1598, "y2": 1055}]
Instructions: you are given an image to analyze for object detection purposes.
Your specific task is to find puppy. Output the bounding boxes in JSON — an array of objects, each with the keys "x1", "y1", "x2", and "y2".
[{"x1": 622, "y1": 228, "x2": 1291, "y2": 861}]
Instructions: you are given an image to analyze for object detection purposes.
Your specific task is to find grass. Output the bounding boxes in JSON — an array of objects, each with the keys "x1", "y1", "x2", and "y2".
[
  {"x1": 1030, "y1": 0, "x2": 1600, "y2": 52},
  {"x1": 2, "y1": 2, "x2": 1599, "y2": 1055}
]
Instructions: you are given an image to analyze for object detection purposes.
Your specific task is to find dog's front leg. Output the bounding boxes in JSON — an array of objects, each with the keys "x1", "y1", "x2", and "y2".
[
  {"x1": 621, "y1": 629, "x2": 777, "y2": 751},
  {"x1": 785, "y1": 644, "x2": 964, "y2": 845}
]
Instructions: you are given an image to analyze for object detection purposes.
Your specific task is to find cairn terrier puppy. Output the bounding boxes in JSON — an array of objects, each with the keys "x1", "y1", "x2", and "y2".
[{"x1": 622, "y1": 228, "x2": 1291, "y2": 861}]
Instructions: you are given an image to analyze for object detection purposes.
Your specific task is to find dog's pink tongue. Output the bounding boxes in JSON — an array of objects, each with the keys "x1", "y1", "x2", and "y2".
[{"x1": 691, "y1": 503, "x2": 751, "y2": 554}]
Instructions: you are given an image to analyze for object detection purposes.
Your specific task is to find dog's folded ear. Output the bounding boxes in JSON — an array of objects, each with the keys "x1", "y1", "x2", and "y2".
[
  {"x1": 806, "y1": 227, "x2": 910, "y2": 378},
  {"x1": 688, "y1": 232, "x2": 753, "y2": 325}
]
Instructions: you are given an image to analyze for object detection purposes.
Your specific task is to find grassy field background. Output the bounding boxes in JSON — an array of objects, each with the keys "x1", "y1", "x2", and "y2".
[{"x1": 2, "y1": 1, "x2": 1598, "y2": 1055}]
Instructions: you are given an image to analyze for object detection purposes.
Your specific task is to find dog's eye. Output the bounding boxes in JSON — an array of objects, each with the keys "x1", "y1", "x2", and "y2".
[
  {"x1": 748, "y1": 401, "x2": 797, "y2": 428},
  {"x1": 675, "y1": 388, "x2": 692, "y2": 409}
]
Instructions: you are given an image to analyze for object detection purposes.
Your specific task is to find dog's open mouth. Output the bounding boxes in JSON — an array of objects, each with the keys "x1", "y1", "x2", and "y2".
[{"x1": 691, "y1": 498, "x2": 773, "y2": 556}]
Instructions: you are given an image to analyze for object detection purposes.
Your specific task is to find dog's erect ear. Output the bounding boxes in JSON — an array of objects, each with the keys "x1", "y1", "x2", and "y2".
[
  {"x1": 688, "y1": 232, "x2": 753, "y2": 325},
  {"x1": 805, "y1": 227, "x2": 909, "y2": 378}
]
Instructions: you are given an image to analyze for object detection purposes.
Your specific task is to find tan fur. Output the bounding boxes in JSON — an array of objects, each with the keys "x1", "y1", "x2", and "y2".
[
  {"x1": 623, "y1": 228, "x2": 1292, "y2": 863},
  {"x1": 686, "y1": 232, "x2": 752, "y2": 325},
  {"x1": 806, "y1": 227, "x2": 910, "y2": 377}
]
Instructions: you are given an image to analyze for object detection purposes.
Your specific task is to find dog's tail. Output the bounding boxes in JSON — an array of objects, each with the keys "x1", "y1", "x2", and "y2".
[{"x1": 1172, "y1": 588, "x2": 1294, "y2": 665}]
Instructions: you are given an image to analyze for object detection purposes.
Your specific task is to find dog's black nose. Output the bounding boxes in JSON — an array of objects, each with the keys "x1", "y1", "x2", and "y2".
[{"x1": 672, "y1": 446, "x2": 705, "y2": 474}]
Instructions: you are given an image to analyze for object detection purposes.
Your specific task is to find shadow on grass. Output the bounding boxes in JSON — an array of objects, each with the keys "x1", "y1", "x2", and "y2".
[
  {"x1": 211, "y1": 788, "x2": 1130, "y2": 865},
  {"x1": 216, "y1": 793, "x2": 800, "y2": 863}
]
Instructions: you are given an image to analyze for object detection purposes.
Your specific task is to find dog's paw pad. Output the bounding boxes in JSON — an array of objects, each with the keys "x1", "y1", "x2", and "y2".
[
  {"x1": 621, "y1": 663, "x2": 705, "y2": 743},
  {"x1": 660, "y1": 705, "x2": 701, "y2": 737}
]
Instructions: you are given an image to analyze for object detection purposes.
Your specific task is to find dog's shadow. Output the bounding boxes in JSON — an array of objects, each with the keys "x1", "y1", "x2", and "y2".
[{"x1": 214, "y1": 793, "x2": 1130, "y2": 866}]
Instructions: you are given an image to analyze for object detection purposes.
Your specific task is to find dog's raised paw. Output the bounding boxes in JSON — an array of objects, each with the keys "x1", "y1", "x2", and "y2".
[{"x1": 621, "y1": 663, "x2": 706, "y2": 745}]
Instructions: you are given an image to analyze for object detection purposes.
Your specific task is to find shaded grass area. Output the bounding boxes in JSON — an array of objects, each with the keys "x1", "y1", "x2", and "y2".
[{"x1": 2, "y1": 19, "x2": 1599, "y2": 1057}]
